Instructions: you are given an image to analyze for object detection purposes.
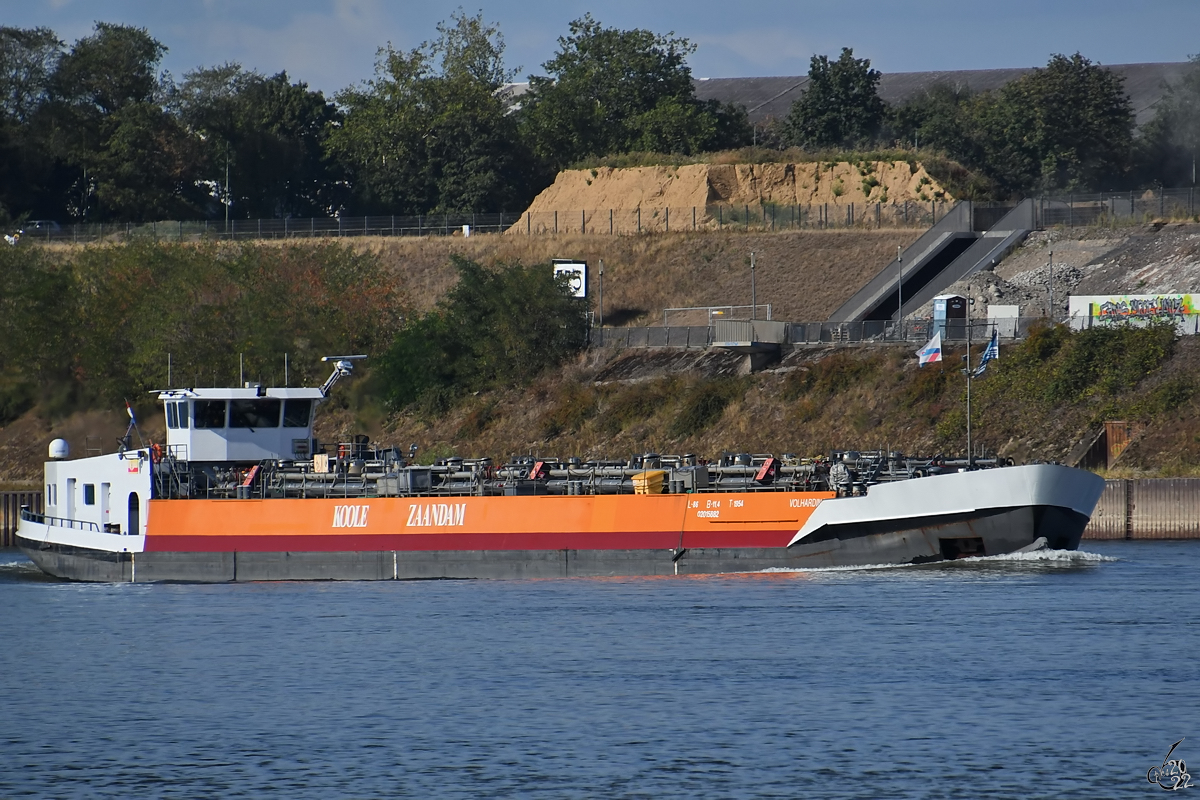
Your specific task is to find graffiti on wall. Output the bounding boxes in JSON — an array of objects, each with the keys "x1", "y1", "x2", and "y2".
[{"x1": 1095, "y1": 294, "x2": 1195, "y2": 319}]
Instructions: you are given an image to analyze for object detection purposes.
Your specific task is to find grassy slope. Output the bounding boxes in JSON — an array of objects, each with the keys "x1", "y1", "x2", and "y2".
[
  {"x1": 5, "y1": 229, "x2": 1199, "y2": 484},
  {"x1": 344, "y1": 332, "x2": 1200, "y2": 476}
]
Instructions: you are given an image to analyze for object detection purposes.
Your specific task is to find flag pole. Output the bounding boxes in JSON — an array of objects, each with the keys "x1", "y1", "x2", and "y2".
[{"x1": 965, "y1": 300, "x2": 973, "y2": 467}]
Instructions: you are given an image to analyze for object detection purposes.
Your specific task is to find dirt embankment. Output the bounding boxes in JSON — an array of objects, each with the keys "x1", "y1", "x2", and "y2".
[
  {"x1": 516, "y1": 161, "x2": 952, "y2": 232},
  {"x1": 348, "y1": 228, "x2": 920, "y2": 324}
]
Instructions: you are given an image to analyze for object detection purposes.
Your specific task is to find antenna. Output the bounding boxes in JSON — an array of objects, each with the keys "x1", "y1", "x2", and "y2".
[{"x1": 319, "y1": 355, "x2": 367, "y2": 396}]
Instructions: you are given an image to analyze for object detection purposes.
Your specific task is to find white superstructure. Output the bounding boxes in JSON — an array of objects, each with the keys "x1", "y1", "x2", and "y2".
[{"x1": 158, "y1": 386, "x2": 325, "y2": 462}]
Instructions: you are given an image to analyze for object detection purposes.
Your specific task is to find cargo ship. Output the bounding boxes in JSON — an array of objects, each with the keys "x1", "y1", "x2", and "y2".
[{"x1": 16, "y1": 358, "x2": 1106, "y2": 582}]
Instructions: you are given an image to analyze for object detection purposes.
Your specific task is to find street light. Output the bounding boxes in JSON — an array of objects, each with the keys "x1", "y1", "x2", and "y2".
[{"x1": 895, "y1": 245, "x2": 903, "y2": 333}]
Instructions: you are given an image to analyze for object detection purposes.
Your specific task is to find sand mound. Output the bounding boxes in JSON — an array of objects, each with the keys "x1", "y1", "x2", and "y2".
[{"x1": 513, "y1": 161, "x2": 953, "y2": 233}]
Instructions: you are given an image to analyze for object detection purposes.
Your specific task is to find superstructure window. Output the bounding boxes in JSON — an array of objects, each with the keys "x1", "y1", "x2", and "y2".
[
  {"x1": 194, "y1": 400, "x2": 227, "y2": 429},
  {"x1": 282, "y1": 400, "x2": 312, "y2": 428},
  {"x1": 177, "y1": 402, "x2": 189, "y2": 428},
  {"x1": 166, "y1": 403, "x2": 178, "y2": 429},
  {"x1": 230, "y1": 399, "x2": 281, "y2": 428},
  {"x1": 83, "y1": 484, "x2": 95, "y2": 505}
]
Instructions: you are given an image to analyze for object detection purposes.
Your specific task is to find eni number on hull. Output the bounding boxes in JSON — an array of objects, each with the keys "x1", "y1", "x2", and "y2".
[{"x1": 17, "y1": 358, "x2": 1106, "y2": 582}]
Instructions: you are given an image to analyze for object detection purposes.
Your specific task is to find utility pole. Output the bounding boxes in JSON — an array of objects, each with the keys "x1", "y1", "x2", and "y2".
[
  {"x1": 895, "y1": 245, "x2": 903, "y2": 335},
  {"x1": 225, "y1": 152, "x2": 230, "y2": 236},
  {"x1": 750, "y1": 252, "x2": 756, "y2": 320}
]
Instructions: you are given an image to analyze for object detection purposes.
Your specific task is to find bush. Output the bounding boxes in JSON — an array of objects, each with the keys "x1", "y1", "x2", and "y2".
[
  {"x1": 1043, "y1": 323, "x2": 1175, "y2": 404},
  {"x1": 668, "y1": 377, "x2": 745, "y2": 438},
  {"x1": 783, "y1": 352, "x2": 881, "y2": 400},
  {"x1": 598, "y1": 378, "x2": 676, "y2": 435},
  {"x1": 539, "y1": 382, "x2": 598, "y2": 440},
  {"x1": 378, "y1": 256, "x2": 590, "y2": 410}
]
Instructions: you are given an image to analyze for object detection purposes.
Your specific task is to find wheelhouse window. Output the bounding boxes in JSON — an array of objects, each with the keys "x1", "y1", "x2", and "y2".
[
  {"x1": 177, "y1": 401, "x2": 189, "y2": 428},
  {"x1": 166, "y1": 403, "x2": 178, "y2": 429},
  {"x1": 230, "y1": 399, "x2": 281, "y2": 428},
  {"x1": 282, "y1": 400, "x2": 312, "y2": 428},
  {"x1": 193, "y1": 400, "x2": 227, "y2": 429}
]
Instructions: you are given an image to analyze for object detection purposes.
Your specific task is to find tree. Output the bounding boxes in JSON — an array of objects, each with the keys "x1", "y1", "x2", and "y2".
[
  {"x1": 328, "y1": 11, "x2": 534, "y2": 214},
  {"x1": 378, "y1": 257, "x2": 589, "y2": 409},
  {"x1": 0, "y1": 26, "x2": 61, "y2": 122},
  {"x1": 89, "y1": 102, "x2": 205, "y2": 220},
  {"x1": 519, "y1": 15, "x2": 748, "y2": 168},
  {"x1": 41, "y1": 23, "x2": 207, "y2": 220},
  {"x1": 890, "y1": 83, "x2": 973, "y2": 152},
  {"x1": 51, "y1": 22, "x2": 165, "y2": 114},
  {"x1": 784, "y1": 48, "x2": 885, "y2": 150},
  {"x1": 1136, "y1": 55, "x2": 1200, "y2": 188},
  {"x1": 176, "y1": 65, "x2": 344, "y2": 218},
  {"x1": 972, "y1": 53, "x2": 1134, "y2": 194},
  {"x1": 0, "y1": 27, "x2": 65, "y2": 220}
]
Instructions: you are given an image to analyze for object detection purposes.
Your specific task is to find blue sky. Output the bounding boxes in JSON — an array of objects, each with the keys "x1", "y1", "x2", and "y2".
[{"x1": 9, "y1": 0, "x2": 1196, "y2": 96}]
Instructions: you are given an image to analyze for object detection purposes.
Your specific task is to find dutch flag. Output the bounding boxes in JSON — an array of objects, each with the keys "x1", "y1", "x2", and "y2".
[{"x1": 917, "y1": 332, "x2": 942, "y2": 366}]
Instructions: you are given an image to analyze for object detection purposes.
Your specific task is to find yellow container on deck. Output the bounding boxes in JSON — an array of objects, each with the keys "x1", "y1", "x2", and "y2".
[{"x1": 632, "y1": 470, "x2": 667, "y2": 495}]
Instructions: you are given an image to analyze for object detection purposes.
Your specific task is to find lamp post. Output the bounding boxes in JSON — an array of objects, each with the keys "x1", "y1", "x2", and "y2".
[{"x1": 895, "y1": 245, "x2": 903, "y2": 337}]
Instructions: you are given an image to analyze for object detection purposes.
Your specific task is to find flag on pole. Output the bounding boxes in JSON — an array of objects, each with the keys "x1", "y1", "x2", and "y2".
[
  {"x1": 973, "y1": 329, "x2": 999, "y2": 376},
  {"x1": 125, "y1": 401, "x2": 136, "y2": 423},
  {"x1": 917, "y1": 332, "x2": 942, "y2": 366}
]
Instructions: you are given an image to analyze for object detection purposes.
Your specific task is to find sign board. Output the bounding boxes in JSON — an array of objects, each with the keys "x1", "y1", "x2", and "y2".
[
  {"x1": 988, "y1": 304, "x2": 1019, "y2": 338},
  {"x1": 552, "y1": 260, "x2": 587, "y2": 299}
]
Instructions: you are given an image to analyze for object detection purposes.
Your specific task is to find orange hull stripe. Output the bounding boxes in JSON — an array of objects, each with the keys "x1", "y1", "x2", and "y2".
[
  {"x1": 143, "y1": 530, "x2": 806, "y2": 553},
  {"x1": 145, "y1": 493, "x2": 833, "y2": 543}
]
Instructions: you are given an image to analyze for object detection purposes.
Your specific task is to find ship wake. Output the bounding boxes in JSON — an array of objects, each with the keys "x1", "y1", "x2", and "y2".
[{"x1": 757, "y1": 547, "x2": 1117, "y2": 575}]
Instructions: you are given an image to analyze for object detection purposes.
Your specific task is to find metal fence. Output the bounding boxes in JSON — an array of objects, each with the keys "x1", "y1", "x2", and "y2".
[
  {"x1": 16, "y1": 188, "x2": 1197, "y2": 245},
  {"x1": 1039, "y1": 188, "x2": 1199, "y2": 227},
  {"x1": 590, "y1": 317, "x2": 1051, "y2": 349},
  {"x1": 1, "y1": 491, "x2": 43, "y2": 547},
  {"x1": 18, "y1": 201, "x2": 946, "y2": 245},
  {"x1": 1084, "y1": 479, "x2": 1200, "y2": 539}
]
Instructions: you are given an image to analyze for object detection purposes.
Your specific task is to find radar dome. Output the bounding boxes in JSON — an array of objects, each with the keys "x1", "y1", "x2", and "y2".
[{"x1": 48, "y1": 439, "x2": 69, "y2": 459}]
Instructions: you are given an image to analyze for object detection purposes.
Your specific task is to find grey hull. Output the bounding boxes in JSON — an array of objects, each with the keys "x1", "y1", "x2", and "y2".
[{"x1": 16, "y1": 503, "x2": 1088, "y2": 582}]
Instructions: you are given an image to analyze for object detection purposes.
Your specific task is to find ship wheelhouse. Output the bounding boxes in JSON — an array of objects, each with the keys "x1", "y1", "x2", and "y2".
[{"x1": 159, "y1": 385, "x2": 326, "y2": 464}]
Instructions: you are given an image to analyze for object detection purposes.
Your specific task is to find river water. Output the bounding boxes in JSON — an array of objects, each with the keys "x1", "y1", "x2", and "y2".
[{"x1": 1, "y1": 541, "x2": 1196, "y2": 798}]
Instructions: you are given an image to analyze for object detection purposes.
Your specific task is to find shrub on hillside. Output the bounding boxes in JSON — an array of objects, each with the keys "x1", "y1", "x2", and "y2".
[
  {"x1": 668, "y1": 377, "x2": 746, "y2": 438},
  {"x1": 378, "y1": 256, "x2": 590, "y2": 410}
]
